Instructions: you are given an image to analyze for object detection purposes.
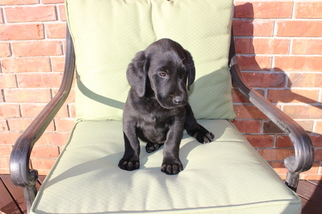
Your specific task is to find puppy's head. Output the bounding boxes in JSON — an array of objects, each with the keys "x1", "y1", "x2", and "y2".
[{"x1": 126, "y1": 39, "x2": 195, "y2": 109}]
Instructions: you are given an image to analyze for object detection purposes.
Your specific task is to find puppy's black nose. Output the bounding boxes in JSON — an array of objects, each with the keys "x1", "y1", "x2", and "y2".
[{"x1": 173, "y1": 96, "x2": 184, "y2": 105}]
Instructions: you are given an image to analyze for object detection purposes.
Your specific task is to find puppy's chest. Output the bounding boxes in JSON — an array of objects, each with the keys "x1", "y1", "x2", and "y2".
[
  {"x1": 136, "y1": 110, "x2": 174, "y2": 129},
  {"x1": 136, "y1": 113, "x2": 173, "y2": 143},
  {"x1": 135, "y1": 105, "x2": 179, "y2": 142}
]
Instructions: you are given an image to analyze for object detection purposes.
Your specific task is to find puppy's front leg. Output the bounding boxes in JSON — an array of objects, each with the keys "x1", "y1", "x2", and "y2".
[
  {"x1": 118, "y1": 123, "x2": 140, "y2": 171},
  {"x1": 161, "y1": 118, "x2": 184, "y2": 175},
  {"x1": 184, "y1": 104, "x2": 214, "y2": 143}
]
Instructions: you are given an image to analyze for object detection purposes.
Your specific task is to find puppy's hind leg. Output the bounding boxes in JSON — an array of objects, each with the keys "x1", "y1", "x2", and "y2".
[
  {"x1": 145, "y1": 142, "x2": 164, "y2": 153},
  {"x1": 136, "y1": 128, "x2": 164, "y2": 153}
]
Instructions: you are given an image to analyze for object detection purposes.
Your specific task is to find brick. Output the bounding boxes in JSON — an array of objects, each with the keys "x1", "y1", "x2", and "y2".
[
  {"x1": 42, "y1": 0, "x2": 64, "y2": 3},
  {"x1": 263, "y1": 121, "x2": 284, "y2": 134},
  {"x1": 276, "y1": 21, "x2": 322, "y2": 37},
  {"x1": 0, "y1": 24, "x2": 44, "y2": 40},
  {"x1": 270, "y1": 162, "x2": 288, "y2": 175},
  {"x1": 292, "y1": 39, "x2": 322, "y2": 55},
  {"x1": 30, "y1": 158, "x2": 56, "y2": 172},
  {"x1": 235, "y1": 2, "x2": 293, "y2": 19},
  {"x1": 5, "y1": 6, "x2": 57, "y2": 23},
  {"x1": 0, "y1": 91, "x2": 4, "y2": 102},
  {"x1": 4, "y1": 89, "x2": 51, "y2": 103},
  {"x1": 0, "y1": 74, "x2": 17, "y2": 88},
  {"x1": 241, "y1": 72, "x2": 286, "y2": 88},
  {"x1": 0, "y1": 156, "x2": 10, "y2": 174},
  {"x1": 68, "y1": 103, "x2": 76, "y2": 118},
  {"x1": 300, "y1": 162, "x2": 320, "y2": 175},
  {"x1": 55, "y1": 105, "x2": 70, "y2": 118},
  {"x1": 51, "y1": 56, "x2": 65, "y2": 72},
  {"x1": 0, "y1": 43, "x2": 11, "y2": 57},
  {"x1": 31, "y1": 146, "x2": 59, "y2": 158},
  {"x1": 233, "y1": 20, "x2": 274, "y2": 36},
  {"x1": 288, "y1": 73, "x2": 322, "y2": 87},
  {"x1": 12, "y1": 41, "x2": 63, "y2": 57},
  {"x1": 258, "y1": 149, "x2": 294, "y2": 161},
  {"x1": 284, "y1": 105, "x2": 322, "y2": 119},
  {"x1": 37, "y1": 132, "x2": 69, "y2": 146},
  {"x1": 268, "y1": 89, "x2": 319, "y2": 104},
  {"x1": 20, "y1": 104, "x2": 68, "y2": 118},
  {"x1": 235, "y1": 38, "x2": 290, "y2": 55},
  {"x1": 0, "y1": 132, "x2": 21, "y2": 144},
  {"x1": 0, "y1": 0, "x2": 38, "y2": 5},
  {"x1": 45, "y1": 23, "x2": 66, "y2": 39},
  {"x1": 54, "y1": 118, "x2": 75, "y2": 132},
  {"x1": 7, "y1": 118, "x2": 33, "y2": 131},
  {"x1": 294, "y1": 120, "x2": 314, "y2": 133},
  {"x1": 231, "y1": 120, "x2": 261, "y2": 133},
  {"x1": 58, "y1": 4, "x2": 66, "y2": 21},
  {"x1": 0, "y1": 145, "x2": 12, "y2": 156},
  {"x1": 0, "y1": 9, "x2": 3, "y2": 23},
  {"x1": 7, "y1": 118, "x2": 55, "y2": 131},
  {"x1": 0, "y1": 120, "x2": 8, "y2": 131},
  {"x1": 236, "y1": 56, "x2": 272, "y2": 71},
  {"x1": 295, "y1": 2, "x2": 322, "y2": 18},
  {"x1": 316, "y1": 121, "x2": 322, "y2": 134},
  {"x1": 2, "y1": 57, "x2": 51, "y2": 73},
  {"x1": 314, "y1": 149, "x2": 322, "y2": 161},
  {"x1": 17, "y1": 73, "x2": 63, "y2": 88},
  {"x1": 232, "y1": 89, "x2": 251, "y2": 103},
  {"x1": 310, "y1": 134, "x2": 322, "y2": 147},
  {"x1": 20, "y1": 104, "x2": 44, "y2": 117},
  {"x1": 0, "y1": 104, "x2": 20, "y2": 118},
  {"x1": 275, "y1": 56, "x2": 322, "y2": 72},
  {"x1": 234, "y1": 105, "x2": 267, "y2": 119},
  {"x1": 62, "y1": 39, "x2": 68, "y2": 53},
  {"x1": 276, "y1": 135, "x2": 292, "y2": 148},
  {"x1": 244, "y1": 134, "x2": 274, "y2": 148}
]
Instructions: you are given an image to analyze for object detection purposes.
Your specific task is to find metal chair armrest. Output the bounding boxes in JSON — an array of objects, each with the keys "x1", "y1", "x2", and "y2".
[
  {"x1": 9, "y1": 27, "x2": 75, "y2": 210},
  {"x1": 229, "y1": 36, "x2": 314, "y2": 191}
]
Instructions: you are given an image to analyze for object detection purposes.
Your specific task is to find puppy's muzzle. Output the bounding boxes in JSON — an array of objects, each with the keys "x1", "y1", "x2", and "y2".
[{"x1": 173, "y1": 96, "x2": 186, "y2": 105}]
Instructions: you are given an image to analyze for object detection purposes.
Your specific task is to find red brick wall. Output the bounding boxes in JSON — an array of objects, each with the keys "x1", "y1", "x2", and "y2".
[
  {"x1": 0, "y1": 1, "x2": 321, "y2": 179},
  {"x1": 0, "y1": 0, "x2": 72, "y2": 175},
  {"x1": 233, "y1": 1, "x2": 322, "y2": 180}
]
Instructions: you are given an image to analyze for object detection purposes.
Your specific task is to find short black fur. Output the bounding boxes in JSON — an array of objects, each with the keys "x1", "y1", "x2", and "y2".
[{"x1": 119, "y1": 39, "x2": 214, "y2": 175}]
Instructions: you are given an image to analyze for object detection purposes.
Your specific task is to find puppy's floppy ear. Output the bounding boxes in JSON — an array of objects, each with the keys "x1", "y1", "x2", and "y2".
[
  {"x1": 126, "y1": 51, "x2": 149, "y2": 97},
  {"x1": 184, "y1": 50, "x2": 196, "y2": 90}
]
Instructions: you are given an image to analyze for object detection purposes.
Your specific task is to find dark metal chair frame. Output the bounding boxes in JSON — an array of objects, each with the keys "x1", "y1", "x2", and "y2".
[{"x1": 10, "y1": 26, "x2": 314, "y2": 213}]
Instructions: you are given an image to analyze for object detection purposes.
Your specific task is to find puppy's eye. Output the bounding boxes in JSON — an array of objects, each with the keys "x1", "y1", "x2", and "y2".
[{"x1": 158, "y1": 72, "x2": 167, "y2": 77}]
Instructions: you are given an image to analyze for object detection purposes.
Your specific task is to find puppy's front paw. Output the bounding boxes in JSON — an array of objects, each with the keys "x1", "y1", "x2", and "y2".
[
  {"x1": 196, "y1": 130, "x2": 214, "y2": 143},
  {"x1": 118, "y1": 158, "x2": 140, "y2": 171},
  {"x1": 161, "y1": 158, "x2": 183, "y2": 175},
  {"x1": 192, "y1": 125, "x2": 214, "y2": 144}
]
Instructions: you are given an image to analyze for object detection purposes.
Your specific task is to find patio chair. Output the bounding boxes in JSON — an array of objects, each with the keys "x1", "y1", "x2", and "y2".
[{"x1": 10, "y1": 0, "x2": 314, "y2": 213}]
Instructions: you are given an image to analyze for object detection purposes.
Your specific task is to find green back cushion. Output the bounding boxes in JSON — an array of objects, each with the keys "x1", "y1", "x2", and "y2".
[{"x1": 66, "y1": 0, "x2": 236, "y2": 121}]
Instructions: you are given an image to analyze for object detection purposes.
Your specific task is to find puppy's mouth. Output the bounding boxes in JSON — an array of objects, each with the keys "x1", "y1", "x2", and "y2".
[
  {"x1": 160, "y1": 103, "x2": 187, "y2": 109},
  {"x1": 156, "y1": 97, "x2": 188, "y2": 109}
]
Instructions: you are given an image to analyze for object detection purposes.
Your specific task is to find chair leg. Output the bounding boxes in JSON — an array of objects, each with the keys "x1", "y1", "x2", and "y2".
[
  {"x1": 23, "y1": 185, "x2": 37, "y2": 214},
  {"x1": 285, "y1": 172, "x2": 299, "y2": 192}
]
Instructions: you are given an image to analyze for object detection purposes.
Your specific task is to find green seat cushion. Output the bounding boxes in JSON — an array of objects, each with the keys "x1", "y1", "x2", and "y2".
[
  {"x1": 31, "y1": 120, "x2": 301, "y2": 214},
  {"x1": 66, "y1": 0, "x2": 236, "y2": 121}
]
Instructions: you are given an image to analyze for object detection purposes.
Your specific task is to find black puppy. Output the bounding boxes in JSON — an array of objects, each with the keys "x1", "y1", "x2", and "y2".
[{"x1": 119, "y1": 39, "x2": 214, "y2": 175}]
